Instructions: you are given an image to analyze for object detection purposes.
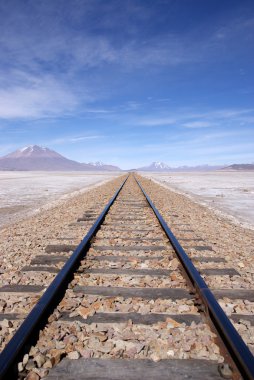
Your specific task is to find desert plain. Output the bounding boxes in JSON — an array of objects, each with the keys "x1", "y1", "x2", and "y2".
[
  {"x1": 0, "y1": 171, "x2": 121, "y2": 228},
  {"x1": 142, "y1": 171, "x2": 254, "y2": 230},
  {"x1": 0, "y1": 171, "x2": 254, "y2": 230}
]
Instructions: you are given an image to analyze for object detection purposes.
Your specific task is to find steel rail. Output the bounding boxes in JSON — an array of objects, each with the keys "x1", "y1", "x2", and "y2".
[
  {"x1": 135, "y1": 175, "x2": 254, "y2": 380},
  {"x1": 0, "y1": 175, "x2": 128, "y2": 379}
]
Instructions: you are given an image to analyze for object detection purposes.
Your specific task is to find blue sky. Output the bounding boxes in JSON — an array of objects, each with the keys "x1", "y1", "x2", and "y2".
[{"x1": 0, "y1": 0, "x2": 253, "y2": 169}]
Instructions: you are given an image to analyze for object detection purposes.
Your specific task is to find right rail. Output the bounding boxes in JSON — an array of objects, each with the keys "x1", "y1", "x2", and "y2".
[
  {"x1": 135, "y1": 175, "x2": 254, "y2": 380},
  {"x1": 0, "y1": 173, "x2": 253, "y2": 379}
]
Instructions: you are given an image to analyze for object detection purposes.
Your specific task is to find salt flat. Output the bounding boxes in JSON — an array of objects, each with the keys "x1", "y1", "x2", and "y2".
[
  {"x1": 141, "y1": 171, "x2": 254, "y2": 229},
  {"x1": 0, "y1": 171, "x2": 121, "y2": 228}
]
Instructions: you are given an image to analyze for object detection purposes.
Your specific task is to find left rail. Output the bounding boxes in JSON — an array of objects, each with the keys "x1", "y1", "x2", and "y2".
[{"x1": 0, "y1": 175, "x2": 128, "y2": 379}]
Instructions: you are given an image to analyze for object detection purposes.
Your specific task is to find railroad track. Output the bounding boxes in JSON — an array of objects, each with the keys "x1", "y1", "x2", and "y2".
[{"x1": 0, "y1": 173, "x2": 253, "y2": 379}]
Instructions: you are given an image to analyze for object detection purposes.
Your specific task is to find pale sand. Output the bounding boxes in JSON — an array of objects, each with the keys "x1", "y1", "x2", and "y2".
[
  {"x1": 141, "y1": 171, "x2": 254, "y2": 230},
  {"x1": 0, "y1": 171, "x2": 121, "y2": 228}
]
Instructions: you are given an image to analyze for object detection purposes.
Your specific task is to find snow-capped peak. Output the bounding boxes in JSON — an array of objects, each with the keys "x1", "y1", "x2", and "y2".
[
  {"x1": 151, "y1": 161, "x2": 171, "y2": 169},
  {"x1": 5, "y1": 145, "x2": 63, "y2": 159},
  {"x1": 138, "y1": 161, "x2": 172, "y2": 171},
  {"x1": 18, "y1": 145, "x2": 47, "y2": 153},
  {"x1": 19, "y1": 146, "x2": 30, "y2": 152},
  {"x1": 88, "y1": 161, "x2": 105, "y2": 166}
]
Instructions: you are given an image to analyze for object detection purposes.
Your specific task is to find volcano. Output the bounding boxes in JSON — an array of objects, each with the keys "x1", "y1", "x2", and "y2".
[{"x1": 0, "y1": 145, "x2": 121, "y2": 171}]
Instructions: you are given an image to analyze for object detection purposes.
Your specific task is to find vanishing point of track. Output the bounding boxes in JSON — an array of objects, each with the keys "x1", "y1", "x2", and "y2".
[{"x1": 0, "y1": 174, "x2": 253, "y2": 379}]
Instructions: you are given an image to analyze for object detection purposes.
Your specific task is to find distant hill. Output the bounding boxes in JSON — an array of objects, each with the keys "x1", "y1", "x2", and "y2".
[
  {"x1": 87, "y1": 161, "x2": 121, "y2": 171},
  {"x1": 137, "y1": 162, "x2": 172, "y2": 171},
  {"x1": 221, "y1": 164, "x2": 254, "y2": 171},
  {"x1": 0, "y1": 145, "x2": 121, "y2": 171},
  {"x1": 136, "y1": 161, "x2": 223, "y2": 172}
]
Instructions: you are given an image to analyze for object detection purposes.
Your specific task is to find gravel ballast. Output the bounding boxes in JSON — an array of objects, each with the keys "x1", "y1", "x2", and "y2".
[{"x1": 0, "y1": 173, "x2": 253, "y2": 379}]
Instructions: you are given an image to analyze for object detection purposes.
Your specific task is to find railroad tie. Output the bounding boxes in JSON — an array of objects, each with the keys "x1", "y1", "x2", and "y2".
[{"x1": 0, "y1": 173, "x2": 253, "y2": 380}]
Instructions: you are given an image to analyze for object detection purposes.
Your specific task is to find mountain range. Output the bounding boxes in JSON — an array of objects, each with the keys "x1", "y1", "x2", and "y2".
[
  {"x1": 221, "y1": 163, "x2": 254, "y2": 171},
  {"x1": 0, "y1": 146, "x2": 120, "y2": 171},
  {"x1": 135, "y1": 161, "x2": 225, "y2": 172},
  {"x1": 0, "y1": 146, "x2": 253, "y2": 171}
]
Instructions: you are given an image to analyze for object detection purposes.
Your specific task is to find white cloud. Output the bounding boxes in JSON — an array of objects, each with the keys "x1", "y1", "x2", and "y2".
[
  {"x1": 69, "y1": 135, "x2": 103, "y2": 143},
  {"x1": 131, "y1": 107, "x2": 254, "y2": 130},
  {"x1": 83, "y1": 108, "x2": 113, "y2": 114},
  {"x1": 48, "y1": 135, "x2": 103, "y2": 145},
  {"x1": 208, "y1": 109, "x2": 253, "y2": 119},
  {"x1": 182, "y1": 121, "x2": 214, "y2": 128},
  {"x1": 0, "y1": 75, "x2": 79, "y2": 119},
  {"x1": 137, "y1": 117, "x2": 176, "y2": 126}
]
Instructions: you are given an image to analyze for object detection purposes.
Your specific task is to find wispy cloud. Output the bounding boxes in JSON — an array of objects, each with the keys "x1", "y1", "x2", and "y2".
[
  {"x1": 83, "y1": 108, "x2": 113, "y2": 114},
  {"x1": 182, "y1": 121, "x2": 214, "y2": 128},
  {"x1": 68, "y1": 135, "x2": 103, "y2": 143},
  {"x1": 48, "y1": 135, "x2": 103, "y2": 145},
  {"x1": 132, "y1": 108, "x2": 254, "y2": 129},
  {"x1": 137, "y1": 117, "x2": 176, "y2": 126},
  {"x1": 206, "y1": 109, "x2": 254, "y2": 119},
  {"x1": 0, "y1": 2, "x2": 253, "y2": 123},
  {"x1": 0, "y1": 2, "x2": 253, "y2": 167},
  {"x1": 1, "y1": 3, "x2": 253, "y2": 72},
  {"x1": 0, "y1": 73, "x2": 79, "y2": 119}
]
